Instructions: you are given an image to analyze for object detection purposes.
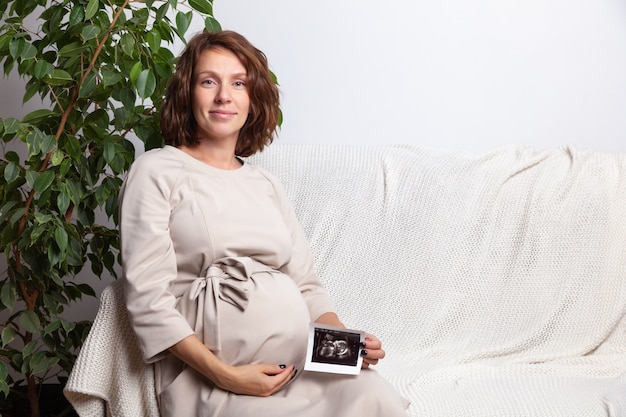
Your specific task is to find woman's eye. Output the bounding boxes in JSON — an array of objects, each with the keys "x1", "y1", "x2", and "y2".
[
  {"x1": 233, "y1": 81, "x2": 246, "y2": 87},
  {"x1": 202, "y1": 79, "x2": 216, "y2": 85}
]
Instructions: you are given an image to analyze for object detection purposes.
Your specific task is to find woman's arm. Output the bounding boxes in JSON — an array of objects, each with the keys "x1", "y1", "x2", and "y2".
[{"x1": 169, "y1": 335, "x2": 296, "y2": 396}]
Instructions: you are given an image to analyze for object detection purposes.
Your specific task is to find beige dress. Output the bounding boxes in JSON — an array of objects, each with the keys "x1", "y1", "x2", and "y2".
[{"x1": 119, "y1": 145, "x2": 408, "y2": 417}]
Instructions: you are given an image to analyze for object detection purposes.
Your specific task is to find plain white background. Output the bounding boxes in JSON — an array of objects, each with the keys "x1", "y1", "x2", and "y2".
[
  {"x1": 2, "y1": 0, "x2": 626, "y2": 153},
  {"x1": 212, "y1": 0, "x2": 626, "y2": 153},
  {"x1": 1, "y1": 0, "x2": 626, "y2": 321}
]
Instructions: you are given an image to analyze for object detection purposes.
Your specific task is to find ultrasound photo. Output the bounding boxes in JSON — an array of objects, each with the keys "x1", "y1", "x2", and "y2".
[{"x1": 305, "y1": 323, "x2": 364, "y2": 375}]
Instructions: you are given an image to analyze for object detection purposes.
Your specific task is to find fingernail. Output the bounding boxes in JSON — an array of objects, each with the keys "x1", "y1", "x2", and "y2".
[
  {"x1": 359, "y1": 342, "x2": 366, "y2": 348},
  {"x1": 279, "y1": 364, "x2": 286, "y2": 369},
  {"x1": 360, "y1": 349, "x2": 368, "y2": 356}
]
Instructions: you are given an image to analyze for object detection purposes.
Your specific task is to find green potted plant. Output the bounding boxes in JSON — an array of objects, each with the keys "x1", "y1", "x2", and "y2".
[{"x1": 0, "y1": 1, "x2": 220, "y2": 415}]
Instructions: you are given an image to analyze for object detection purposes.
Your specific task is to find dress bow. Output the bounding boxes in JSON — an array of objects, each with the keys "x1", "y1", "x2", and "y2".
[{"x1": 177, "y1": 257, "x2": 278, "y2": 351}]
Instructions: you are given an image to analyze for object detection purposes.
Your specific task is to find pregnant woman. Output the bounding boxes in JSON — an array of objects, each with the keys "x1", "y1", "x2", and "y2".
[{"x1": 120, "y1": 29, "x2": 409, "y2": 417}]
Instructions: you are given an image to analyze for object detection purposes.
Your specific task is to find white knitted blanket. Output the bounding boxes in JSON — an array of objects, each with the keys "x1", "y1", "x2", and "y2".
[
  {"x1": 65, "y1": 144, "x2": 626, "y2": 416},
  {"x1": 65, "y1": 279, "x2": 159, "y2": 417},
  {"x1": 252, "y1": 144, "x2": 626, "y2": 416}
]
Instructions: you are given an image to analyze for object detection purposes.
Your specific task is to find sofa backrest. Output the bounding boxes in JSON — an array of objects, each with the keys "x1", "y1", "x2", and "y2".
[{"x1": 250, "y1": 144, "x2": 626, "y2": 367}]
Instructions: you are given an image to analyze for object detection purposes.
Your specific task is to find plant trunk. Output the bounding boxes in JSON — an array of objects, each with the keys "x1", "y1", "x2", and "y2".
[{"x1": 27, "y1": 375, "x2": 39, "y2": 417}]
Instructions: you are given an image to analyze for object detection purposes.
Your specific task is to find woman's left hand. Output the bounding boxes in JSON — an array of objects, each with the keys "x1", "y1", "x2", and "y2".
[{"x1": 360, "y1": 333, "x2": 385, "y2": 368}]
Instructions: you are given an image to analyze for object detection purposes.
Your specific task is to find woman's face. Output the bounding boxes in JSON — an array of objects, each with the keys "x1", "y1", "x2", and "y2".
[{"x1": 191, "y1": 47, "x2": 250, "y2": 145}]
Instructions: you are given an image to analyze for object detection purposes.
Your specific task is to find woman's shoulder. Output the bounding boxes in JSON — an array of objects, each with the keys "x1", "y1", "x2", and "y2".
[
  {"x1": 125, "y1": 146, "x2": 186, "y2": 184},
  {"x1": 132, "y1": 145, "x2": 182, "y2": 166},
  {"x1": 131, "y1": 145, "x2": 186, "y2": 170}
]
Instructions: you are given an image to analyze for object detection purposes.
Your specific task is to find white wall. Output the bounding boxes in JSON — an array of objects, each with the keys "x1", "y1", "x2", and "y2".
[
  {"x1": 3, "y1": 0, "x2": 625, "y2": 153},
  {"x1": 210, "y1": 0, "x2": 626, "y2": 153}
]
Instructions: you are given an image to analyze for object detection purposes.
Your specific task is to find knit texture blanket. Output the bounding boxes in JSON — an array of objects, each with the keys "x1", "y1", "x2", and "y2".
[{"x1": 65, "y1": 144, "x2": 626, "y2": 416}]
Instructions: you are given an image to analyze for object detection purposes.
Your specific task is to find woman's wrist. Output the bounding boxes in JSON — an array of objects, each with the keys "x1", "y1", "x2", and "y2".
[{"x1": 169, "y1": 335, "x2": 231, "y2": 386}]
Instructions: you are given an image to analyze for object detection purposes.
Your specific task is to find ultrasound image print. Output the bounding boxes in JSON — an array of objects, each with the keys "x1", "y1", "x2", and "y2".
[{"x1": 311, "y1": 328, "x2": 360, "y2": 366}]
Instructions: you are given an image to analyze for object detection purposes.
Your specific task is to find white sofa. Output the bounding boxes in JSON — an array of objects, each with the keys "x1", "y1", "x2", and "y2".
[{"x1": 65, "y1": 144, "x2": 626, "y2": 416}]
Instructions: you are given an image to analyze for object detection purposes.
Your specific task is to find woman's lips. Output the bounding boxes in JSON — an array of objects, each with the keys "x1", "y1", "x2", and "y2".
[{"x1": 210, "y1": 110, "x2": 236, "y2": 119}]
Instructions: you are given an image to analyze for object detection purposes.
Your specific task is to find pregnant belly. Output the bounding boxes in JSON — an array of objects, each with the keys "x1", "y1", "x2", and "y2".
[{"x1": 216, "y1": 271, "x2": 311, "y2": 369}]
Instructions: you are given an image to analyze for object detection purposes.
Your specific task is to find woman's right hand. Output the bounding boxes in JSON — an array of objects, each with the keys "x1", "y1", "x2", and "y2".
[
  {"x1": 169, "y1": 335, "x2": 296, "y2": 397},
  {"x1": 216, "y1": 363, "x2": 296, "y2": 396}
]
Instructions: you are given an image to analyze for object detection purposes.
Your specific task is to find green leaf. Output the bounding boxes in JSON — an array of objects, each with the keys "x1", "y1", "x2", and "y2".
[
  {"x1": 135, "y1": 69, "x2": 156, "y2": 99},
  {"x1": 0, "y1": 201, "x2": 19, "y2": 221},
  {"x1": 1, "y1": 327, "x2": 16, "y2": 348},
  {"x1": 9, "y1": 207, "x2": 25, "y2": 226},
  {"x1": 204, "y1": 15, "x2": 222, "y2": 33},
  {"x1": 22, "y1": 109, "x2": 56, "y2": 124},
  {"x1": 63, "y1": 135, "x2": 82, "y2": 160},
  {"x1": 102, "y1": 70, "x2": 122, "y2": 87},
  {"x1": 119, "y1": 87, "x2": 136, "y2": 109},
  {"x1": 60, "y1": 158, "x2": 71, "y2": 176},
  {"x1": 25, "y1": 170, "x2": 37, "y2": 188},
  {"x1": 29, "y1": 352, "x2": 59, "y2": 375},
  {"x1": 45, "y1": 69, "x2": 74, "y2": 86},
  {"x1": 26, "y1": 128, "x2": 46, "y2": 156},
  {"x1": 41, "y1": 134, "x2": 56, "y2": 155},
  {"x1": 4, "y1": 151, "x2": 19, "y2": 163},
  {"x1": 147, "y1": 30, "x2": 161, "y2": 52},
  {"x1": 18, "y1": 311, "x2": 40, "y2": 334},
  {"x1": 23, "y1": 82, "x2": 40, "y2": 103},
  {"x1": 44, "y1": 320, "x2": 62, "y2": 336},
  {"x1": 3, "y1": 162, "x2": 19, "y2": 183},
  {"x1": 51, "y1": 150, "x2": 65, "y2": 166},
  {"x1": 120, "y1": 33, "x2": 135, "y2": 57},
  {"x1": 103, "y1": 140, "x2": 115, "y2": 164},
  {"x1": 81, "y1": 25, "x2": 101, "y2": 41},
  {"x1": 79, "y1": 72, "x2": 97, "y2": 98},
  {"x1": 9, "y1": 37, "x2": 24, "y2": 59},
  {"x1": 34, "y1": 60, "x2": 53, "y2": 79},
  {"x1": 66, "y1": 179, "x2": 84, "y2": 204},
  {"x1": 129, "y1": 61, "x2": 142, "y2": 83},
  {"x1": 176, "y1": 11, "x2": 192, "y2": 36},
  {"x1": 34, "y1": 170, "x2": 55, "y2": 194},
  {"x1": 85, "y1": 0, "x2": 99, "y2": 20},
  {"x1": 3, "y1": 118, "x2": 20, "y2": 134},
  {"x1": 77, "y1": 283, "x2": 96, "y2": 297},
  {"x1": 69, "y1": 5, "x2": 85, "y2": 27},
  {"x1": 0, "y1": 362, "x2": 7, "y2": 380},
  {"x1": 189, "y1": 0, "x2": 213, "y2": 15},
  {"x1": 110, "y1": 153, "x2": 125, "y2": 174},
  {"x1": 57, "y1": 191, "x2": 71, "y2": 214},
  {"x1": 55, "y1": 226, "x2": 68, "y2": 252},
  {"x1": 0, "y1": 379, "x2": 8, "y2": 398},
  {"x1": 48, "y1": 270, "x2": 64, "y2": 287},
  {"x1": 67, "y1": 238, "x2": 84, "y2": 266},
  {"x1": 58, "y1": 42, "x2": 86, "y2": 57},
  {"x1": 20, "y1": 43, "x2": 37, "y2": 60},
  {"x1": 0, "y1": 281, "x2": 16, "y2": 311},
  {"x1": 155, "y1": 2, "x2": 169, "y2": 23},
  {"x1": 29, "y1": 222, "x2": 48, "y2": 242},
  {"x1": 22, "y1": 341, "x2": 37, "y2": 357}
]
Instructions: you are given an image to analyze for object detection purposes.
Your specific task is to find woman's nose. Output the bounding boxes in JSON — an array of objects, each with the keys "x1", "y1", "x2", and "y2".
[{"x1": 215, "y1": 86, "x2": 231, "y2": 103}]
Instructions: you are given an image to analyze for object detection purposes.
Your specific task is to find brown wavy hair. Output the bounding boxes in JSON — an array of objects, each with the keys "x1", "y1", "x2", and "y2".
[{"x1": 160, "y1": 30, "x2": 280, "y2": 157}]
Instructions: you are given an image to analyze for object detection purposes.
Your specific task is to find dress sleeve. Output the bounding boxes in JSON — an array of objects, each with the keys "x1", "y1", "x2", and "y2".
[
  {"x1": 119, "y1": 153, "x2": 194, "y2": 363},
  {"x1": 261, "y1": 168, "x2": 337, "y2": 321}
]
